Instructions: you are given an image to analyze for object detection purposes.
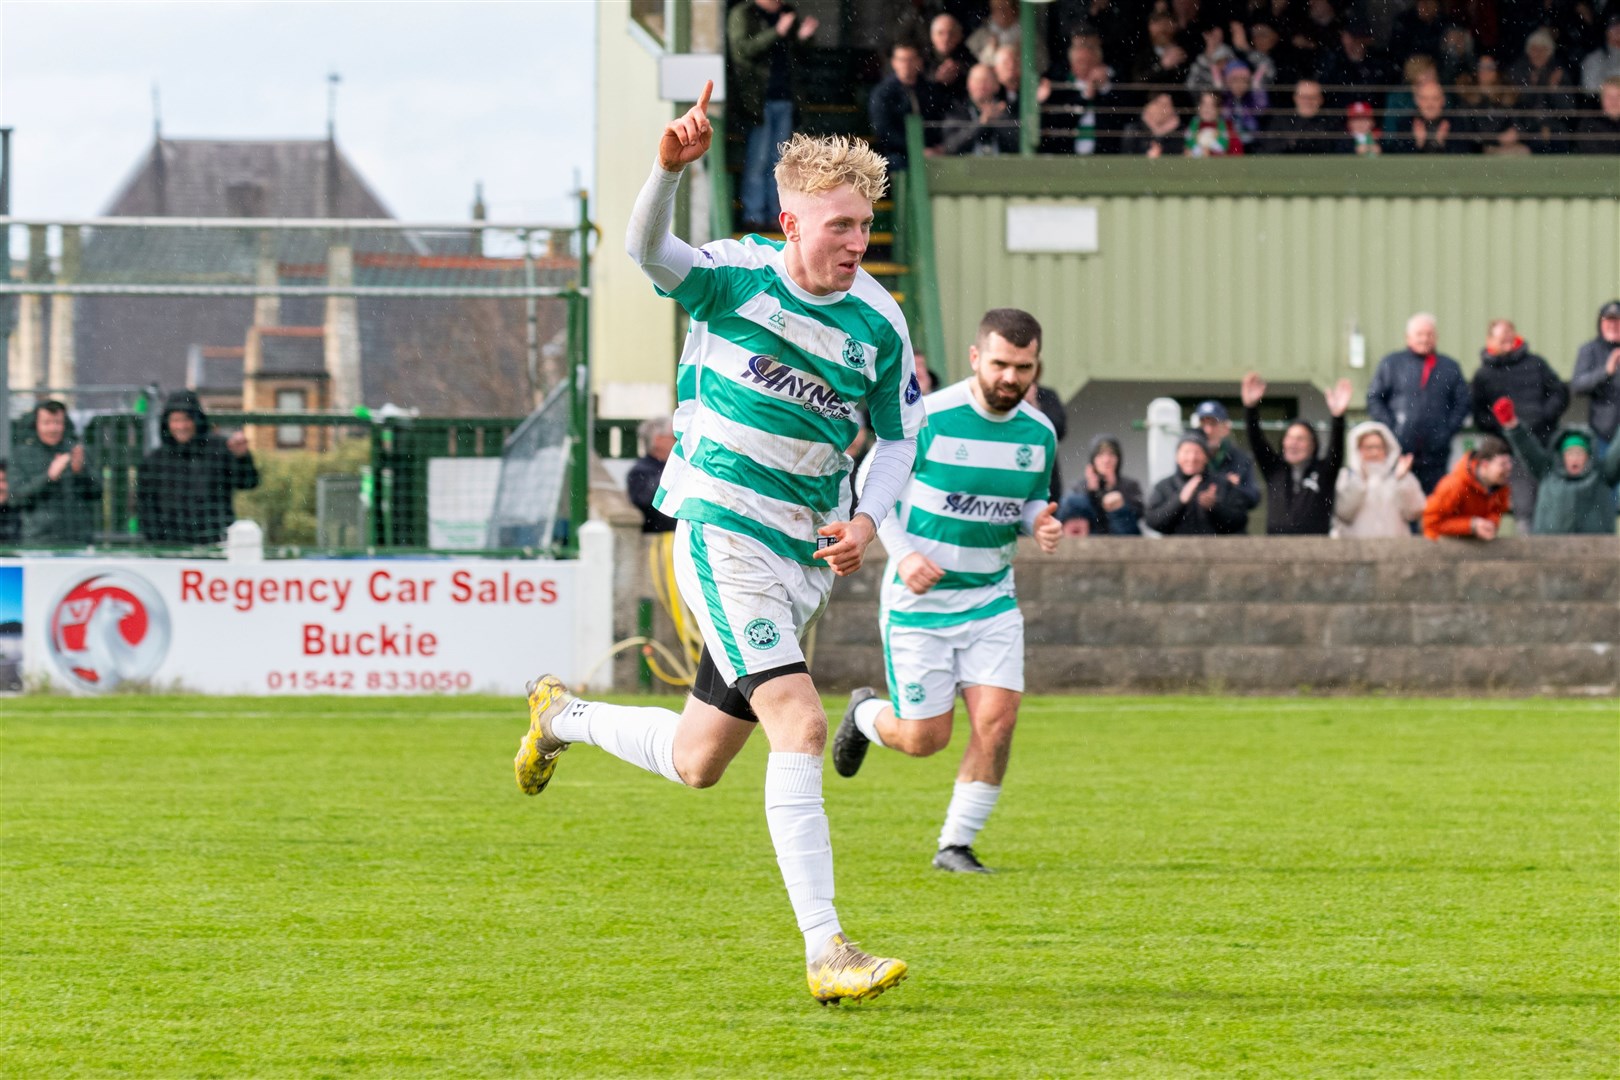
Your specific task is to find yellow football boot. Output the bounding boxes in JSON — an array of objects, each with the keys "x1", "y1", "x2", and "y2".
[
  {"x1": 514, "y1": 675, "x2": 572, "y2": 795},
  {"x1": 806, "y1": 934, "x2": 908, "y2": 1005}
]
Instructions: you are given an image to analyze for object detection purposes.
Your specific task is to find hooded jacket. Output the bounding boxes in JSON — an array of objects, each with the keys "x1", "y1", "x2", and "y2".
[
  {"x1": 137, "y1": 390, "x2": 260, "y2": 545},
  {"x1": 1332, "y1": 421, "x2": 1426, "y2": 538},
  {"x1": 1503, "y1": 424, "x2": 1620, "y2": 535},
  {"x1": 1058, "y1": 433, "x2": 1144, "y2": 535},
  {"x1": 1245, "y1": 405, "x2": 1345, "y2": 535},
  {"x1": 1470, "y1": 337, "x2": 1569, "y2": 444},
  {"x1": 1144, "y1": 465, "x2": 1249, "y2": 535},
  {"x1": 1570, "y1": 302, "x2": 1620, "y2": 441},
  {"x1": 1367, "y1": 348, "x2": 1470, "y2": 464},
  {"x1": 8, "y1": 403, "x2": 103, "y2": 545},
  {"x1": 1421, "y1": 453, "x2": 1511, "y2": 539}
]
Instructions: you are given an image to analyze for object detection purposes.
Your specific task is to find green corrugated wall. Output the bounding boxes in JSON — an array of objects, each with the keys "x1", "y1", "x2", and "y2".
[{"x1": 929, "y1": 167, "x2": 1620, "y2": 400}]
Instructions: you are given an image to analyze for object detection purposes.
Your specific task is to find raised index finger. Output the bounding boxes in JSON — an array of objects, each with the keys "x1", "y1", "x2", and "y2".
[{"x1": 696, "y1": 79, "x2": 713, "y2": 115}]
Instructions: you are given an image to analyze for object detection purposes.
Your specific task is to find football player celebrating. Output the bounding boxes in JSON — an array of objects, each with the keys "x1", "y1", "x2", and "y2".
[
  {"x1": 515, "y1": 81, "x2": 923, "y2": 1005},
  {"x1": 835, "y1": 308, "x2": 1062, "y2": 873}
]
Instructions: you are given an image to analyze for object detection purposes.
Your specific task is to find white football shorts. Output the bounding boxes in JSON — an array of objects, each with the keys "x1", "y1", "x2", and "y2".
[
  {"x1": 672, "y1": 519, "x2": 834, "y2": 686},
  {"x1": 880, "y1": 606, "x2": 1025, "y2": 720}
]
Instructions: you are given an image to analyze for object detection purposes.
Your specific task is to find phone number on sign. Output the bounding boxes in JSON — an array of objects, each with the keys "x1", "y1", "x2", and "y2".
[{"x1": 266, "y1": 670, "x2": 475, "y2": 692}]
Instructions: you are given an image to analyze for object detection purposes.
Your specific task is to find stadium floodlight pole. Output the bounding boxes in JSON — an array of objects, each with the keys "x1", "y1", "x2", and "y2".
[
  {"x1": 0, "y1": 127, "x2": 12, "y2": 463},
  {"x1": 1020, "y1": 0, "x2": 1053, "y2": 156}
]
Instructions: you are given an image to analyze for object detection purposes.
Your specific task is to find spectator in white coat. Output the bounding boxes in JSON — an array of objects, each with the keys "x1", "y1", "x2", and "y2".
[{"x1": 1332, "y1": 421, "x2": 1426, "y2": 537}]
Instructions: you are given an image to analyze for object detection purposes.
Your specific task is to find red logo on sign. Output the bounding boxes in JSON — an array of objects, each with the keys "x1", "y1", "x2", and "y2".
[{"x1": 47, "y1": 571, "x2": 171, "y2": 692}]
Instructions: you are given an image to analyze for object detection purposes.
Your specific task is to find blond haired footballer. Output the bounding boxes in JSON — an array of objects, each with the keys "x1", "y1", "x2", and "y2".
[{"x1": 515, "y1": 82, "x2": 923, "y2": 1005}]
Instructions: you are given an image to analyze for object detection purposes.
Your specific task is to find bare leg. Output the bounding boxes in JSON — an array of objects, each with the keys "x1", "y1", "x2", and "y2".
[
  {"x1": 872, "y1": 703, "x2": 955, "y2": 758},
  {"x1": 670, "y1": 696, "x2": 756, "y2": 788},
  {"x1": 957, "y1": 685, "x2": 1021, "y2": 784}
]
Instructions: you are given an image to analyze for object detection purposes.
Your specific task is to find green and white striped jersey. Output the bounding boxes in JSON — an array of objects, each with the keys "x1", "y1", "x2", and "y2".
[
  {"x1": 877, "y1": 378, "x2": 1056, "y2": 628},
  {"x1": 652, "y1": 235, "x2": 924, "y2": 564}
]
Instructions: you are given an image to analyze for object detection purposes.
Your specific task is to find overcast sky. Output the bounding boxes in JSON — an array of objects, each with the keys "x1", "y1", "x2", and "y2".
[{"x1": 0, "y1": 0, "x2": 596, "y2": 225}]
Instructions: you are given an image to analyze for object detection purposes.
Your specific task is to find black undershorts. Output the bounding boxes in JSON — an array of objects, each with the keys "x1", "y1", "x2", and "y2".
[{"x1": 690, "y1": 648, "x2": 809, "y2": 722}]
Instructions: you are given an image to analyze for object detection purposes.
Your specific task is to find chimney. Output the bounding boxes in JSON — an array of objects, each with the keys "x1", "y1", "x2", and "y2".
[
  {"x1": 324, "y1": 243, "x2": 361, "y2": 409},
  {"x1": 47, "y1": 227, "x2": 79, "y2": 397}
]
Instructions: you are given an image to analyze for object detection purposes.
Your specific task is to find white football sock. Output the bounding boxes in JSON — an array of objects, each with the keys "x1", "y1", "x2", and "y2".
[
  {"x1": 939, "y1": 780, "x2": 1002, "y2": 850},
  {"x1": 551, "y1": 699, "x2": 683, "y2": 784},
  {"x1": 852, "y1": 697, "x2": 890, "y2": 748},
  {"x1": 764, "y1": 752, "x2": 843, "y2": 961}
]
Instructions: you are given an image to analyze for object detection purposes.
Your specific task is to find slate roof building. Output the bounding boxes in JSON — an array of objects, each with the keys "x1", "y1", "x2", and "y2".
[{"x1": 22, "y1": 131, "x2": 577, "y2": 430}]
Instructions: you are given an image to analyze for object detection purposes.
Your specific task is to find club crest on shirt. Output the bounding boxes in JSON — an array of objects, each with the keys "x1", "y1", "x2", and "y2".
[
  {"x1": 744, "y1": 618, "x2": 781, "y2": 650},
  {"x1": 1016, "y1": 445, "x2": 1034, "y2": 468},
  {"x1": 841, "y1": 337, "x2": 869, "y2": 369}
]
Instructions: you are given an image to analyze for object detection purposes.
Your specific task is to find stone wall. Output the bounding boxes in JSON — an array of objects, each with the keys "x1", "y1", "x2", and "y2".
[{"x1": 808, "y1": 537, "x2": 1620, "y2": 696}]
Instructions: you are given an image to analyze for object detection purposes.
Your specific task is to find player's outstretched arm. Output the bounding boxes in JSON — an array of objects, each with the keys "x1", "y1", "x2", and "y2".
[{"x1": 625, "y1": 80, "x2": 715, "y2": 293}]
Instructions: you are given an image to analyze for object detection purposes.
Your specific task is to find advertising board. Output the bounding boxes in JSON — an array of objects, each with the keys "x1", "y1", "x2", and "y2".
[{"x1": 18, "y1": 558, "x2": 581, "y2": 695}]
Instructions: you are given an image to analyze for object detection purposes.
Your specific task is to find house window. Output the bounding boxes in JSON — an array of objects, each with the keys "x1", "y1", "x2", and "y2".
[
  {"x1": 630, "y1": 0, "x2": 666, "y2": 47},
  {"x1": 276, "y1": 388, "x2": 307, "y2": 448}
]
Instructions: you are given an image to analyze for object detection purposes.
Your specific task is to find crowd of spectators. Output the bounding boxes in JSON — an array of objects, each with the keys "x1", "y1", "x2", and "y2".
[
  {"x1": 847, "y1": 0, "x2": 1620, "y2": 162},
  {"x1": 1052, "y1": 300, "x2": 1620, "y2": 540},
  {"x1": 0, "y1": 391, "x2": 259, "y2": 549}
]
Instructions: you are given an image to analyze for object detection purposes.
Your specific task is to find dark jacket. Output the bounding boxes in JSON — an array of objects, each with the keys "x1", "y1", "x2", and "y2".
[
  {"x1": 0, "y1": 498, "x2": 18, "y2": 545},
  {"x1": 1504, "y1": 425, "x2": 1620, "y2": 535},
  {"x1": 1387, "y1": 111, "x2": 1477, "y2": 154},
  {"x1": 1570, "y1": 312, "x2": 1620, "y2": 441},
  {"x1": 8, "y1": 404, "x2": 102, "y2": 545},
  {"x1": 626, "y1": 454, "x2": 677, "y2": 534},
  {"x1": 1031, "y1": 385, "x2": 1067, "y2": 503},
  {"x1": 1261, "y1": 112, "x2": 1340, "y2": 154},
  {"x1": 1120, "y1": 120, "x2": 1183, "y2": 156},
  {"x1": 1367, "y1": 348, "x2": 1471, "y2": 465},
  {"x1": 1058, "y1": 434, "x2": 1144, "y2": 535},
  {"x1": 1144, "y1": 468, "x2": 1250, "y2": 535},
  {"x1": 869, "y1": 75, "x2": 941, "y2": 165},
  {"x1": 1245, "y1": 406, "x2": 1345, "y2": 535},
  {"x1": 137, "y1": 390, "x2": 260, "y2": 545},
  {"x1": 1470, "y1": 339, "x2": 1568, "y2": 444},
  {"x1": 727, "y1": 1, "x2": 803, "y2": 125},
  {"x1": 1209, "y1": 436, "x2": 1262, "y2": 510},
  {"x1": 1575, "y1": 114, "x2": 1620, "y2": 154},
  {"x1": 938, "y1": 96, "x2": 1019, "y2": 156},
  {"x1": 1038, "y1": 69, "x2": 1123, "y2": 154}
]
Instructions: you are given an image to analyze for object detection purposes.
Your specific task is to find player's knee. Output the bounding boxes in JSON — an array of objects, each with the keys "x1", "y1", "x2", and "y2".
[
  {"x1": 681, "y1": 764, "x2": 726, "y2": 789},
  {"x1": 896, "y1": 717, "x2": 953, "y2": 757}
]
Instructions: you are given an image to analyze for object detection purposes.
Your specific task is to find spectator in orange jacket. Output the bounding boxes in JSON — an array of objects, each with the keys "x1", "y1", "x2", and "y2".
[{"x1": 1421, "y1": 435, "x2": 1513, "y2": 539}]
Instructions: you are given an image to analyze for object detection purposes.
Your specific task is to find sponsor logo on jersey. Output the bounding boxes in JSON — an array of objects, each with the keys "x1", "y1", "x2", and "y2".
[
  {"x1": 904, "y1": 372, "x2": 921, "y2": 406},
  {"x1": 46, "y1": 569, "x2": 172, "y2": 693},
  {"x1": 841, "y1": 337, "x2": 869, "y2": 369},
  {"x1": 742, "y1": 356, "x2": 854, "y2": 420},
  {"x1": 903, "y1": 682, "x2": 927, "y2": 705},
  {"x1": 954, "y1": 443, "x2": 971, "y2": 461},
  {"x1": 768, "y1": 310, "x2": 788, "y2": 332},
  {"x1": 943, "y1": 493, "x2": 1024, "y2": 521},
  {"x1": 744, "y1": 618, "x2": 781, "y2": 650},
  {"x1": 1016, "y1": 444, "x2": 1034, "y2": 468}
]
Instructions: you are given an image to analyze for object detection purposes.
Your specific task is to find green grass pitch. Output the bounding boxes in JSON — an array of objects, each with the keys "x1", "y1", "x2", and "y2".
[{"x1": 2, "y1": 694, "x2": 1615, "y2": 1077}]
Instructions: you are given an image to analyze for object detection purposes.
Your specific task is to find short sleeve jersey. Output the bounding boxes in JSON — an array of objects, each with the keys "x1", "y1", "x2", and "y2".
[
  {"x1": 881, "y1": 378, "x2": 1057, "y2": 628},
  {"x1": 652, "y1": 235, "x2": 925, "y2": 564}
]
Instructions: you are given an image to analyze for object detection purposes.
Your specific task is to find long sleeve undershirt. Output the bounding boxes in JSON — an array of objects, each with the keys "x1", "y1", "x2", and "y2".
[
  {"x1": 627, "y1": 160, "x2": 915, "y2": 532},
  {"x1": 625, "y1": 161, "x2": 696, "y2": 293}
]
